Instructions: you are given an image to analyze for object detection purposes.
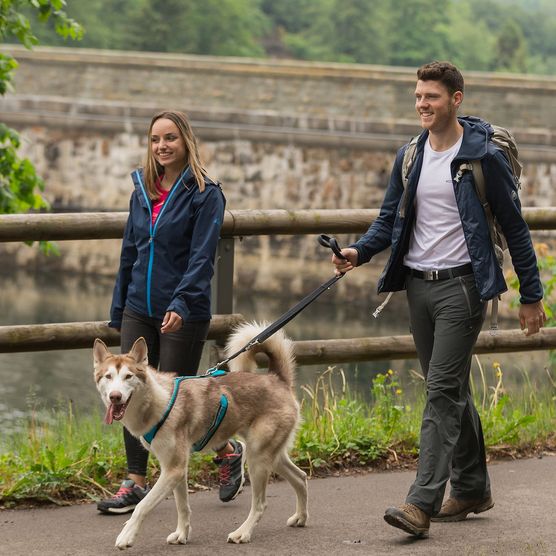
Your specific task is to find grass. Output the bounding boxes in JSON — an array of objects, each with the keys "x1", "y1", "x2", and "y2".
[
  {"x1": 0, "y1": 402, "x2": 217, "y2": 508},
  {"x1": 1, "y1": 361, "x2": 554, "y2": 508}
]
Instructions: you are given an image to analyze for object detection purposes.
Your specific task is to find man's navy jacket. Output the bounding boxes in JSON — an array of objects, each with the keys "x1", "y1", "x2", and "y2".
[{"x1": 352, "y1": 116, "x2": 543, "y2": 304}]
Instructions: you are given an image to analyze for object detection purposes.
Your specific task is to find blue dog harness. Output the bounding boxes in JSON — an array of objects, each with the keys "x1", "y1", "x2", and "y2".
[{"x1": 142, "y1": 369, "x2": 228, "y2": 452}]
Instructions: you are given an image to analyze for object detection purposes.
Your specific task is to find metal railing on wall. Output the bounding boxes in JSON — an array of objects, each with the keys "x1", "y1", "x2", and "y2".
[{"x1": 1, "y1": 208, "x2": 556, "y2": 363}]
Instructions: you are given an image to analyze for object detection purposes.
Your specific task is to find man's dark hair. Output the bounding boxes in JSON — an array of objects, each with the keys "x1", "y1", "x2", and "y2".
[{"x1": 417, "y1": 61, "x2": 464, "y2": 95}]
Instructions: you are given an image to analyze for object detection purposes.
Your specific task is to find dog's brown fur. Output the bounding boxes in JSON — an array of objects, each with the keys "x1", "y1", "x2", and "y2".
[{"x1": 93, "y1": 322, "x2": 308, "y2": 549}]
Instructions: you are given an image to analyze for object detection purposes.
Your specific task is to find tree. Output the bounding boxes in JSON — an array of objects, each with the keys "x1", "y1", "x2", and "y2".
[
  {"x1": 495, "y1": 19, "x2": 527, "y2": 73},
  {"x1": 123, "y1": 0, "x2": 268, "y2": 57},
  {"x1": 438, "y1": 0, "x2": 495, "y2": 71},
  {"x1": 261, "y1": 0, "x2": 320, "y2": 34},
  {"x1": 386, "y1": 0, "x2": 452, "y2": 67},
  {"x1": 328, "y1": 0, "x2": 390, "y2": 64},
  {"x1": 29, "y1": 0, "x2": 135, "y2": 50},
  {"x1": 277, "y1": 0, "x2": 391, "y2": 65},
  {"x1": 0, "y1": 1, "x2": 81, "y2": 227}
]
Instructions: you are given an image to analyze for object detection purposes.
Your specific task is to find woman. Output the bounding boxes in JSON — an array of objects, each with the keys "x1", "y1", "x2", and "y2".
[{"x1": 97, "y1": 110, "x2": 245, "y2": 514}]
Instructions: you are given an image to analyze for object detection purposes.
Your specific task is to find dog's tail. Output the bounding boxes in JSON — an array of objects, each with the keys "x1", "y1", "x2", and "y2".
[{"x1": 225, "y1": 322, "x2": 295, "y2": 387}]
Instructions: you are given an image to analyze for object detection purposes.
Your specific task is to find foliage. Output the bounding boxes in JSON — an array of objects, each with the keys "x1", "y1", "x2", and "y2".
[
  {"x1": 0, "y1": 403, "x2": 215, "y2": 506},
  {"x1": 22, "y1": 0, "x2": 556, "y2": 75},
  {"x1": 30, "y1": 0, "x2": 267, "y2": 56},
  {"x1": 0, "y1": 1, "x2": 81, "y2": 243},
  {"x1": 495, "y1": 18, "x2": 528, "y2": 73},
  {"x1": 475, "y1": 359, "x2": 555, "y2": 446},
  {"x1": 28, "y1": 0, "x2": 131, "y2": 50},
  {"x1": 295, "y1": 368, "x2": 420, "y2": 471},
  {"x1": 386, "y1": 0, "x2": 452, "y2": 67},
  {"x1": 126, "y1": 0, "x2": 268, "y2": 56}
]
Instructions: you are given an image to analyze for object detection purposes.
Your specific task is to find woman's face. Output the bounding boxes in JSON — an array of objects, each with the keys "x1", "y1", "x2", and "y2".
[{"x1": 150, "y1": 118, "x2": 187, "y2": 172}]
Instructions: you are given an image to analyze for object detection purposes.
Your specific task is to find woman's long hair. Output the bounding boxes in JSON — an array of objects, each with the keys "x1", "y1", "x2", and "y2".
[{"x1": 143, "y1": 110, "x2": 206, "y2": 199}]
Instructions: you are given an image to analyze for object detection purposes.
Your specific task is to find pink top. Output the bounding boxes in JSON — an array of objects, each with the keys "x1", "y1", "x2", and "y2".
[{"x1": 152, "y1": 177, "x2": 170, "y2": 225}]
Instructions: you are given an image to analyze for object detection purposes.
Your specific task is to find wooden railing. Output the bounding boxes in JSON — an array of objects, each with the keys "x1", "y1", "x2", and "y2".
[
  {"x1": 1, "y1": 207, "x2": 556, "y2": 241},
  {"x1": 1, "y1": 209, "x2": 556, "y2": 362}
]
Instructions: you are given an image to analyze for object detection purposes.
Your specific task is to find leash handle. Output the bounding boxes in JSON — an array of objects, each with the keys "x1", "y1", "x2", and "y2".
[{"x1": 318, "y1": 234, "x2": 347, "y2": 260}]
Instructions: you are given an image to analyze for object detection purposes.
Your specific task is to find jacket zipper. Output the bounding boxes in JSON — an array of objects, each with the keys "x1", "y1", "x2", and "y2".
[{"x1": 136, "y1": 170, "x2": 182, "y2": 317}]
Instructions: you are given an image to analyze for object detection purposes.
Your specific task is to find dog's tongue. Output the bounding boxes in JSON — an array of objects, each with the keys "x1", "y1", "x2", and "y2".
[{"x1": 104, "y1": 404, "x2": 114, "y2": 425}]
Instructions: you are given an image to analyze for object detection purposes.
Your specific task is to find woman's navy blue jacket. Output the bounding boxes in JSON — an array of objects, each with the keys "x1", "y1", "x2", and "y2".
[
  {"x1": 351, "y1": 116, "x2": 543, "y2": 304},
  {"x1": 109, "y1": 166, "x2": 226, "y2": 328}
]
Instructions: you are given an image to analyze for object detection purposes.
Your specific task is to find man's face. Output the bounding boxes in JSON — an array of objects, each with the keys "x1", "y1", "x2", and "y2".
[{"x1": 414, "y1": 79, "x2": 462, "y2": 133}]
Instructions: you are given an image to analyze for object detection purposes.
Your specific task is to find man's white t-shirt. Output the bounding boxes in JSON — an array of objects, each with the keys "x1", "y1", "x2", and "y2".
[{"x1": 404, "y1": 135, "x2": 471, "y2": 271}]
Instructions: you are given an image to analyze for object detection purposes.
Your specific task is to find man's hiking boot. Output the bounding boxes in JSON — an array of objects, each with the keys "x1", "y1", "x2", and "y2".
[
  {"x1": 384, "y1": 503, "x2": 430, "y2": 537},
  {"x1": 97, "y1": 479, "x2": 149, "y2": 514},
  {"x1": 431, "y1": 495, "x2": 494, "y2": 522},
  {"x1": 214, "y1": 439, "x2": 246, "y2": 502}
]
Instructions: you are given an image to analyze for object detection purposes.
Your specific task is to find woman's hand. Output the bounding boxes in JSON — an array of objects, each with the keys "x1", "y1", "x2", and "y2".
[{"x1": 161, "y1": 311, "x2": 183, "y2": 334}]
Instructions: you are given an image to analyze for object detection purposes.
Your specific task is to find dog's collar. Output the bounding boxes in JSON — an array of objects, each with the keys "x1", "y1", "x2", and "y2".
[{"x1": 142, "y1": 370, "x2": 228, "y2": 450}]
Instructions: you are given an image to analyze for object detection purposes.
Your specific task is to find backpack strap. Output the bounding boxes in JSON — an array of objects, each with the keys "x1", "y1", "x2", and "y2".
[
  {"x1": 461, "y1": 159, "x2": 501, "y2": 334},
  {"x1": 402, "y1": 135, "x2": 419, "y2": 190},
  {"x1": 470, "y1": 160, "x2": 496, "y2": 243},
  {"x1": 399, "y1": 135, "x2": 420, "y2": 218}
]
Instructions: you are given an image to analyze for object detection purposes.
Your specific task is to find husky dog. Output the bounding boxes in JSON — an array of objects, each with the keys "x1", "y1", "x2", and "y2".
[{"x1": 93, "y1": 322, "x2": 308, "y2": 549}]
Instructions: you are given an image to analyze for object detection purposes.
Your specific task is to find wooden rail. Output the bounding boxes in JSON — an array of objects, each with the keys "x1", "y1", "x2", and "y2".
[
  {"x1": 1, "y1": 207, "x2": 556, "y2": 241},
  {"x1": 2, "y1": 318, "x2": 555, "y2": 361},
  {"x1": 0, "y1": 314, "x2": 244, "y2": 353},
  {"x1": 1, "y1": 209, "x2": 555, "y2": 361},
  {"x1": 292, "y1": 328, "x2": 556, "y2": 365}
]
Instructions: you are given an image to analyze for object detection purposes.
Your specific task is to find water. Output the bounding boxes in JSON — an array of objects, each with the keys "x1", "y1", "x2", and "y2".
[{"x1": 0, "y1": 270, "x2": 551, "y2": 432}]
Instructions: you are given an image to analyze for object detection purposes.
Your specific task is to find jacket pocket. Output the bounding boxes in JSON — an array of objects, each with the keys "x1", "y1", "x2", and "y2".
[{"x1": 458, "y1": 276, "x2": 473, "y2": 318}]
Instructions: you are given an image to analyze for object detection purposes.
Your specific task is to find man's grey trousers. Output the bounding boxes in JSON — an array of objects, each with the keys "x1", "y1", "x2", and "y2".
[{"x1": 405, "y1": 272, "x2": 491, "y2": 515}]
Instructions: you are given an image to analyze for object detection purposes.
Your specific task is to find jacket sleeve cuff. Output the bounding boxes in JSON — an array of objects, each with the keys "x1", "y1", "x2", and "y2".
[
  {"x1": 167, "y1": 299, "x2": 187, "y2": 323},
  {"x1": 349, "y1": 244, "x2": 365, "y2": 266},
  {"x1": 519, "y1": 295, "x2": 543, "y2": 305}
]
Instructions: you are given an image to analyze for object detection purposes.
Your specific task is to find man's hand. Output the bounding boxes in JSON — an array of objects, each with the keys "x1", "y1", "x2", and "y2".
[
  {"x1": 519, "y1": 300, "x2": 547, "y2": 336},
  {"x1": 161, "y1": 311, "x2": 183, "y2": 334},
  {"x1": 332, "y1": 248, "x2": 359, "y2": 275}
]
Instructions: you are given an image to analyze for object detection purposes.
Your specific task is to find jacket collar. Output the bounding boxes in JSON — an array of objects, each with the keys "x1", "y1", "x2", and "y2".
[
  {"x1": 415, "y1": 115, "x2": 492, "y2": 162},
  {"x1": 131, "y1": 166, "x2": 195, "y2": 209}
]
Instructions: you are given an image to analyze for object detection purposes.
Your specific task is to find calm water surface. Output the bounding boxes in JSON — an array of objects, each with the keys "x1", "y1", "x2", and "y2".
[{"x1": 0, "y1": 270, "x2": 551, "y2": 433}]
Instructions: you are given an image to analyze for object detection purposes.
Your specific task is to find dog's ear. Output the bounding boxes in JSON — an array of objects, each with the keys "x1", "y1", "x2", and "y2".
[
  {"x1": 129, "y1": 337, "x2": 149, "y2": 366},
  {"x1": 93, "y1": 338, "x2": 111, "y2": 365}
]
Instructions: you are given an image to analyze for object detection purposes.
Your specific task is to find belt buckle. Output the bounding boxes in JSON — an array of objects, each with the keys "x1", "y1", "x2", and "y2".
[{"x1": 424, "y1": 269, "x2": 439, "y2": 281}]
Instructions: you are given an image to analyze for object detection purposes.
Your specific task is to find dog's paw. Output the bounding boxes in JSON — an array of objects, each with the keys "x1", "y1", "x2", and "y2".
[
  {"x1": 287, "y1": 512, "x2": 308, "y2": 527},
  {"x1": 115, "y1": 521, "x2": 138, "y2": 550},
  {"x1": 166, "y1": 524, "x2": 190, "y2": 545},
  {"x1": 115, "y1": 532, "x2": 134, "y2": 550},
  {"x1": 227, "y1": 529, "x2": 252, "y2": 544}
]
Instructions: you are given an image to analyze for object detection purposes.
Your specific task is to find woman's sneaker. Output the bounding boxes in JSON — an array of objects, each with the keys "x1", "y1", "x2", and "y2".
[
  {"x1": 97, "y1": 479, "x2": 149, "y2": 514},
  {"x1": 214, "y1": 439, "x2": 246, "y2": 502}
]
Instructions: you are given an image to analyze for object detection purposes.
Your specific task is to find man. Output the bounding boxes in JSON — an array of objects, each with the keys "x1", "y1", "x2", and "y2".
[{"x1": 331, "y1": 61, "x2": 546, "y2": 538}]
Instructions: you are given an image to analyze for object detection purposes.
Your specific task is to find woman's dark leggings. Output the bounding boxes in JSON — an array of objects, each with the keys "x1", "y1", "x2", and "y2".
[{"x1": 120, "y1": 308, "x2": 210, "y2": 477}]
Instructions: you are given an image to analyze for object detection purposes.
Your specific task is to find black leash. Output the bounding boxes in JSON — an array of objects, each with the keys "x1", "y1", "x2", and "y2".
[{"x1": 209, "y1": 234, "x2": 347, "y2": 372}]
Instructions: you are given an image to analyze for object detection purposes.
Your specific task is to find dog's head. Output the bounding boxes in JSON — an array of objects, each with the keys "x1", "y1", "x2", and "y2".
[{"x1": 93, "y1": 337, "x2": 149, "y2": 425}]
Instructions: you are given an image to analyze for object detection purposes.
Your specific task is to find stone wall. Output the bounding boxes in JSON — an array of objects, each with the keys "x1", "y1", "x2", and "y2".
[{"x1": 5, "y1": 46, "x2": 556, "y2": 129}]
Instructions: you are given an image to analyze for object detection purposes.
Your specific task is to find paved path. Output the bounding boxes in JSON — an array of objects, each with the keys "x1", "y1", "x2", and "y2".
[{"x1": 2, "y1": 455, "x2": 555, "y2": 556}]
